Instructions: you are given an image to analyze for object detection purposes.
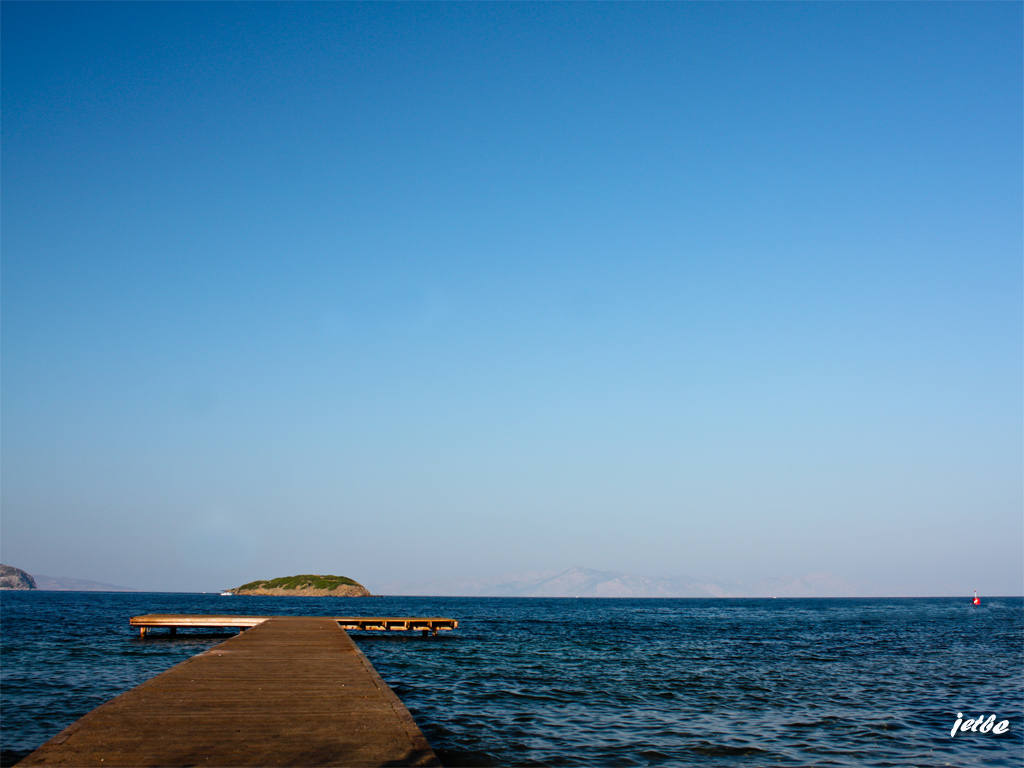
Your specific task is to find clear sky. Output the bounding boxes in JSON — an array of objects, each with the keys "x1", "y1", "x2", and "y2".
[{"x1": 2, "y1": 2, "x2": 1021, "y2": 595}]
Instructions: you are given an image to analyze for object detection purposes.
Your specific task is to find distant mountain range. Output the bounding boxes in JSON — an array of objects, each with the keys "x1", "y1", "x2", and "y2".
[
  {"x1": 31, "y1": 574, "x2": 137, "y2": 592},
  {"x1": 373, "y1": 566, "x2": 894, "y2": 598}
]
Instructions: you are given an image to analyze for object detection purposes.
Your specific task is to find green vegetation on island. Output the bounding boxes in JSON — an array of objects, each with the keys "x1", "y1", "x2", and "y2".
[
  {"x1": 230, "y1": 574, "x2": 371, "y2": 596},
  {"x1": 238, "y1": 574, "x2": 361, "y2": 591}
]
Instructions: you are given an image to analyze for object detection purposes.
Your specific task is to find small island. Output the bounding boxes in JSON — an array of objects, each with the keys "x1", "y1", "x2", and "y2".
[{"x1": 228, "y1": 574, "x2": 372, "y2": 597}]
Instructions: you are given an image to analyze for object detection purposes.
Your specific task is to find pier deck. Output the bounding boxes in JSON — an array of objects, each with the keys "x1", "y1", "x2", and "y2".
[
  {"x1": 130, "y1": 614, "x2": 458, "y2": 636},
  {"x1": 20, "y1": 616, "x2": 443, "y2": 767}
]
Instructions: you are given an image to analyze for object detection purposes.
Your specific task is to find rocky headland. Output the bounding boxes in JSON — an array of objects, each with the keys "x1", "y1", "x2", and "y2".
[
  {"x1": 0, "y1": 564, "x2": 37, "y2": 590},
  {"x1": 229, "y1": 574, "x2": 371, "y2": 597}
]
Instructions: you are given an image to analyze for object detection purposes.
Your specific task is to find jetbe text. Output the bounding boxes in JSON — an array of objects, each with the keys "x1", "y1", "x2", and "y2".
[{"x1": 950, "y1": 713, "x2": 1009, "y2": 737}]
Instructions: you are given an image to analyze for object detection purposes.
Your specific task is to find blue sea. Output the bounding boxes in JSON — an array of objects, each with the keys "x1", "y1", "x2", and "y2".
[{"x1": 1, "y1": 592, "x2": 1021, "y2": 766}]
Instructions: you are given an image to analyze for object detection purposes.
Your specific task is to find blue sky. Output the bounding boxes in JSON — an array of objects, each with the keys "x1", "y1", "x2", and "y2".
[{"x1": 2, "y1": 2, "x2": 1021, "y2": 595}]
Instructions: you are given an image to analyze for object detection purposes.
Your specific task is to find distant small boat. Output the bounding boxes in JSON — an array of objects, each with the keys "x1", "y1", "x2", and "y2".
[
  {"x1": 972, "y1": 590, "x2": 980, "y2": 605},
  {"x1": 220, "y1": 591, "x2": 233, "y2": 596}
]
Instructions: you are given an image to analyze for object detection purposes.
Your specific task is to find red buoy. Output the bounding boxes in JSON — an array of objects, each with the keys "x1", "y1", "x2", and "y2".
[{"x1": 972, "y1": 590, "x2": 980, "y2": 605}]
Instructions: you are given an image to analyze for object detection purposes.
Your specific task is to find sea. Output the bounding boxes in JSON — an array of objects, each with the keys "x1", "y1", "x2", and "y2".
[{"x1": 1, "y1": 592, "x2": 1021, "y2": 767}]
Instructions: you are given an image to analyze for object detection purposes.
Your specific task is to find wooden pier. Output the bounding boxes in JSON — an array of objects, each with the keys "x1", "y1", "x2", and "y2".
[
  {"x1": 130, "y1": 614, "x2": 459, "y2": 636},
  {"x1": 20, "y1": 615, "x2": 456, "y2": 767}
]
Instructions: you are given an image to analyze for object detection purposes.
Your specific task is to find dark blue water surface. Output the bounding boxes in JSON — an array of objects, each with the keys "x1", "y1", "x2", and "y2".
[{"x1": 1, "y1": 593, "x2": 1020, "y2": 766}]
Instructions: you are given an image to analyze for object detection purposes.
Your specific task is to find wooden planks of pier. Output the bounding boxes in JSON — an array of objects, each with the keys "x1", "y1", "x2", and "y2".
[{"x1": 20, "y1": 616, "x2": 444, "y2": 767}]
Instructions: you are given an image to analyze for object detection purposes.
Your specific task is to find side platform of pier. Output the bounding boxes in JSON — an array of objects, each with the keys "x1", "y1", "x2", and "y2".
[
  {"x1": 130, "y1": 614, "x2": 459, "y2": 636},
  {"x1": 20, "y1": 616, "x2": 444, "y2": 767}
]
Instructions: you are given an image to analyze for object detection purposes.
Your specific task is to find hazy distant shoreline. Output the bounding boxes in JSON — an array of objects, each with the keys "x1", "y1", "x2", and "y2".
[
  {"x1": 30, "y1": 574, "x2": 137, "y2": 592},
  {"x1": 11, "y1": 565, "x2": 991, "y2": 598},
  {"x1": 370, "y1": 566, "x2": 978, "y2": 599}
]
